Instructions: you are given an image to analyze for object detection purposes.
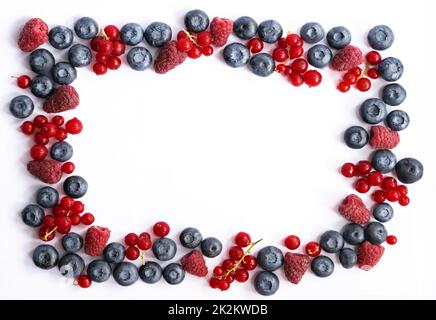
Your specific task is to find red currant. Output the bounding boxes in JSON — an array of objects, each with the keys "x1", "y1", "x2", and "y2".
[
  {"x1": 197, "y1": 31, "x2": 212, "y2": 47},
  {"x1": 247, "y1": 38, "x2": 264, "y2": 53},
  {"x1": 367, "y1": 68, "x2": 379, "y2": 79},
  {"x1": 356, "y1": 160, "x2": 372, "y2": 175},
  {"x1": 77, "y1": 274, "x2": 92, "y2": 288},
  {"x1": 349, "y1": 67, "x2": 362, "y2": 76},
  {"x1": 97, "y1": 39, "x2": 113, "y2": 55},
  {"x1": 111, "y1": 40, "x2": 126, "y2": 56},
  {"x1": 177, "y1": 30, "x2": 188, "y2": 40},
  {"x1": 104, "y1": 25, "x2": 120, "y2": 40},
  {"x1": 386, "y1": 235, "x2": 397, "y2": 245},
  {"x1": 337, "y1": 82, "x2": 350, "y2": 93},
  {"x1": 81, "y1": 213, "x2": 95, "y2": 225},
  {"x1": 229, "y1": 246, "x2": 244, "y2": 261},
  {"x1": 136, "y1": 238, "x2": 152, "y2": 250},
  {"x1": 124, "y1": 233, "x2": 139, "y2": 246},
  {"x1": 291, "y1": 58, "x2": 308, "y2": 74},
  {"x1": 284, "y1": 235, "x2": 300, "y2": 250},
  {"x1": 397, "y1": 185, "x2": 408, "y2": 196},
  {"x1": 368, "y1": 171, "x2": 383, "y2": 186},
  {"x1": 277, "y1": 37, "x2": 287, "y2": 48},
  {"x1": 356, "y1": 77, "x2": 371, "y2": 92},
  {"x1": 39, "y1": 226, "x2": 55, "y2": 241},
  {"x1": 70, "y1": 214, "x2": 81, "y2": 226},
  {"x1": 153, "y1": 221, "x2": 170, "y2": 237},
  {"x1": 288, "y1": 73, "x2": 304, "y2": 87},
  {"x1": 96, "y1": 52, "x2": 108, "y2": 64},
  {"x1": 106, "y1": 56, "x2": 121, "y2": 70},
  {"x1": 177, "y1": 38, "x2": 193, "y2": 52},
  {"x1": 65, "y1": 118, "x2": 83, "y2": 134},
  {"x1": 139, "y1": 232, "x2": 151, "y2": 240},
  {"x1": 34, "y1": 133, "x2": 49, "y2": 145},
  {"x1": 51, "y1": 115, "x2": 64, "y2": 127},
  {"x1": 235, "y1": 269, "x2": 249, "y2": 283},
  {"x1": 55, "y1": 128, "x2": 68, "y2": 141},
  {"x1": 276, "y1": 64, "x2": 286, "y2": 73},
  {"x1": 343, "y1": 72, "x2": 357, "y2": 85},
  {"x1": 125, "y1": 246, "x2": 140, "y2": 260},
  {"x1": 289, "y1": 46, "x2": 304, "y2": 59},
  {"x1": 202, "y1": 45, "x2": 213, "y2": 56},
  {"x1": 382, "y1": 177, "x2": 398, "y2": 190},
  {"x1": 303, "y1": 70, "x2": 322, "y2": 87},
  {"x1": 41, "y1": 123, "x2": 57, "y2": 137},
  {"x1": 93, "y1": 62, "x2": 107, "y2": 75},
  {"x1": 43, "y1": 215, "x2": 56, "y2": 228},
  {"x1": 235, "y1": 232, "x2": 251, "y2": 247},
  {"x1": 55, "y1": 216, "x2": 71, "y2": 234},
  {"x1": 213, "y1": 266, "x2": 224, "y2": 277},
  {"x1": 30, "y1": 145, "x2": 48, "y2": 160},
  {"x1": 60, "y1": 196, "x2": 74, "y2": 209},
  {"x1": 17, "y1": 75, "x2": 31, "y2": 89},
  {"x1": 222, "y1": 259, "x2": 235, "y2": 271},
  {"x1": 305, "y1": 241, "x2": 321, "y2": 257},
  {"x1": 372, "y1": 190, "x2": 386, "y2": 203},
  {"x1": 366, "y1": 51, "x2": 382, "y2": 65},
  {"x1": 355, "y1": 178, "x2": 370, "y2": 193},
  {"x1": 71, "y1": 201, "x2": 85, "y2": 214},
  {"x1": 21, "y1": 121, "x2": 34, "y2": 135},
  {"x1": 398, "y1": 196, "x2": 410, "y2": 206},
  {"x1": 241, "y1": 255, "x2": 257, "y2": 270},
  {"x1": 386, "y1": 189, "x2": 400, "y2": 202},
  {"x1": 272, "y1": 47, "x2": 288, "y2": 62},
  {"x1": 286, "y1": 34, "x2": 303, "y2": 47},
  {"x1": 341, "y1": 163, "x2": 356, "y2": 177},
  {"x1": 209, "y1": 277, "x2": 220, "y2": 289},
  {"x1": 33, "y1": 115, "x2": 48, "y2": 128},
  {"x1": 53, "y1": 205, "x2": 67, "y2": 217},
  {"x1": 91, "y1": 36, "x2": 104, "y2": 51},
  {"x1": 188, "y1": 45, "x2": 202, "y2": 59},
  {"x1": 218, "y1": 279, "x2": 230, "y2": 291}
]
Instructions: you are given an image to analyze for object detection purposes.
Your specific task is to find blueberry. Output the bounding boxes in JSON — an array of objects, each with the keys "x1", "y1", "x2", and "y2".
[
  {"x1": 307, "y1": 44, "x2": 332, "y2": 68},
  {"x1": 311, "y1": 255, "x2": 334, "y2": 277},
  {"x1": 179, "y1": 227, "x2": 202, "y2": 249},
  {"x1": 257, "y1": 20, "x2": 283, "y2": 44},
  {"x1": 52, "y1": 62, "x2": 77, "y2": 85},
  {"x1": 320, "y1": 230, "x2": 344, "y2": 253},
  {"x1": 342, "y1": 223, "x2": 365, "y2": 245},
  {"x1": 386, "y1": 110, "x2": 410, "y2": 132},
  {"x1": 63, "y1": 175, "x2": 88, "y2": 199},
  {"x1": 36, "y1": 186, "x2": 59, "y2": 208},
  {"x1": 373, "y1": 203, "x2": 394, "y2": 223},
  {"x1": 344, "y1": 126, "x2": 369, "y2": 149},
  {"x1": 200, "y1": 237, "x2": 222, "y2": 258},
  {"x1": 371, "y1": 149, "x2": 397, "y2": 174},
  {"x1": 162, "y1": 263, "x2": 185, "y2": 285},
  {"x1": 152, "y1": 237, "x2": 177, "y2": 261},
  {"x1": 257, "y1": 246, "x2": 284, "y2": 271},
  {"x1": 359, "y1": 98, "x2": 387, "y2": 124},
  {"x1": 58, "y1": 253, "x2": 85, "y2": 277},
  {"x1": 103, "y1": 242, "x2": 125, "y2": 264},
  {"x1": 29, "y1": 48, "x2": 55, "y2": 75},
  {"x1": 326, "y1": 26, "x2": 351, "y2": 49},
  {"x1": 365, "y1": 222, "x2": 387, "y2": 245},
  {"x1": 223, "y1": 43, "x2": 250, "y2": 68},
  {"x1": 395, "y1": 158, "x2": 424, "y2": 184},
  {"x1": 382, "y1": 83, "x2": 406, "y2": 106},
  {"x1": 249, "y1": 53, "x2": 275, "y2": 77},
  {"x1": 120, "y1": 23, "x2": 144, "y2": 46},
  {"x1": 233, "y1": 16, "x2": 258, "y2": 40},
  {"x1": 378, "y1": 57, "x2": 404, "y2": 82},
  {"x1": 87, "y1": 259, "x2": 112, "y2": 282},
  {"x1": 68, "y1": 44, "x2": 92, "y2": 67},
  {"x1": 184, "y1": 9, "x2": 209, "y2": 33},
  {"x1": 144, "y1": 22, "x2": 172, "y2": 47},
  {"x1": 50, "y1": 141, "x2": 73, "y2": 162},
  {"x1": 62, "y1": 232, "x2": 83, "y2": 253},
  {"x1": 33, "y1": 244, "x2": 59, "y2": 269},
  {"x1": 21, "y1": 204, "x2": 44, "y2": 227},
  {"x1": 74, "y1": 17, "x2": 98, "y2": 40},
  {"x1": 367, "y1": 25, "x2": 394, "y2": 50},
  {"x1": 126, "y1": 47, "x2": 152, "y2": 71},
  {"x1": 113, "y1": 262, "x2": 139, "y2": 286},
  {"x1": 254, "y1": 271, "x2": 279, "y2": 296},
  {"x1": 49, "y1": 26, "x2": 73, "y2": 49},
  {"x1": 339, "y1": 248, "x2": 357, "y2": 269},
  {"x1": 300, "y1": 22, "x2": 325, "y2": 43},
  {"x1": 139, "y1": 261, "x2": 162, "y2": 284},
  {"x1": 9, "y1": 95, "x2": 34, "y2": 119},
  {"x1": 31, "y1": 75, "x2": 54, "y2": 98}
]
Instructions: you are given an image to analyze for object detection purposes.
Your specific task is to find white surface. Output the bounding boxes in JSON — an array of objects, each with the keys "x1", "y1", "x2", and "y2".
[{"x1": 1, "y1": 0, "x2": 436, "y2": 300}]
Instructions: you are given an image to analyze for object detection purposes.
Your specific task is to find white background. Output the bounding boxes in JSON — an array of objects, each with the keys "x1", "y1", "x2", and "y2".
[{"x1": 1, "y1": 0, "x2": 436, "y2": 300}]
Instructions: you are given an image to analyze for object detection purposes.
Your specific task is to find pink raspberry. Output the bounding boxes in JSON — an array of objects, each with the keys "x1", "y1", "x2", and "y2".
[
  {"x1": 331, "y1": 45, "x2": 364, "y2": 71},
  {"x1": 84, "y1": 226, "x2": 111, "y2": 257},
  {"x1": 43, "y1": 85, "x2": 80, "y2": 113},
  {"x1": 27, "y1": 160, "x2": 62, "y2": 184},
  {"x1": 210, "y1": 17, "x2": 233, "y2": 47},
  {"x1": 357, "y1": 241, "x2": 385, "y2": 271},
  {"x1": 17, "y1": 18, "x2": 49, "y2": 52},
  {"x1": 180, "y1": 250, "x2": 208, "y2": 277},
  {"x1": 154, "y1": 40, "x2": 187, "y2": 74},
  {"x1": 284, "y1": 252, "x2": 311, "y2": 284},
  {"x1": 338, "y1": 194, "x2": 371, "y2": 224},
  {"x1": 369, "y1": 125, "x2": 400, "y2": 149}
]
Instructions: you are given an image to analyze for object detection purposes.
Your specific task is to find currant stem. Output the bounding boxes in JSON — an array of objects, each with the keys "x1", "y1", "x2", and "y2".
[
  {"x1": 182, "y1": 29, "x2": 197, "y2": 45},
  {"x1": 100, "y1": 26, "x2": 109, "y2": 40},
  {"x1": 221, "y1": 238, "x2": 263, "y2": 279}
]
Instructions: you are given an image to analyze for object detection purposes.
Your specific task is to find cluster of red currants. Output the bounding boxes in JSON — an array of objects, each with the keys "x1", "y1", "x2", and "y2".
[
  {"x1": 337, "y1": 51, "x2": 381, "y2": 93},
  {"x1": 91, "y1": 25, "x2": 125, "y2": 75},
  {"x1": 39, "y1": 196, "x2": 95, "y2": 241},
  {"x1": 176, "y1": 30, "x2": 214, "y2": 59},
  {"x1": 209, "y1": 232, "x2": 257, "y2": 291},
  {"x1": 341, "y1": 161, "x2": 410, "y2": 205}
]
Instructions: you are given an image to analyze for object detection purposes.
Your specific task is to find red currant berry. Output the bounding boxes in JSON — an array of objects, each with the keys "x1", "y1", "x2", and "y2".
[
  {"x1": 289, "y1": 46, "x2": 304, "y2": 59},
  {"x1": 356, "y1": 160, "x2": 372, "y2": 175},
  {"x1": 284, "y1": 66, "x2": 292, "y2": 76},
  {"x1": 124, "y1": 233, "x2": 139, "y2": 246},
  {"x1": 153, "y1": 221, "x2": 170, "y2": 237},
  {"x1": 305, "y1": 241, "x2": 321, "y2": 257},
  {"x1": 77, "y1": 274, "x2": 92, "y2": 288},
  {"x1": 398, "y1": 196, "x2": 410, "y2": 206},
  {"x1": 34, "y1": 133, "x2": 49, "y2": 145},
  {"x1": 39, "y1": 226, "x2": 55, "y2": 241},
  {"x1": 41, "y1": 123, "x2": 57, "y2": 137},
  {"x1": 288, "y1": 72, "x2": 304, "y2": 87},
  {"x1": 111, "y1": 40, "x2": 126, "y2": 56},
  {"x1": 229, "y1": 246, "x2": 244, "y2": 261},
  {"x1": 337, "y1": 81, "x2": 350, "y2": 93},
  {"x1": 60, "y1": 196, "x2": 74, "y2": 209},
  {"x1": 386, "y1": 235, "x2": 397, "y2": 245},
  {"x1": 213, "y1": 266, "x2": 224, "y2": 277},
  {"x1": 81, "y1": 213, "x2": 95, "y2": 225},
  {"x1": 90, "y1": 36, "x2": 104, "y2": 51},
  {"x1": 366, "y1": 51, "x2": 382, "y2": 65},
  {"x1": 202, "y1": 45, "x2": 213, "y2": 56},
  {"x1": 241, "y1": 255, "x2": 257, "y2": 270},
  {"x1": 51, "y1": 115, "x2": 64, "y2": 127},
  {"x1": 235, "y1": 269, "x2": 249, "y2": 283},
  {"x1": 382, "y1": 177, "x2": 398, "y2": 190},
  {"x1": 356, "y1": 77, "x2": 371, "y2": 92},
  {"x1": 71, "y1": 201, "x2": 85, "y2": 214},
  {"x1": 96, "y1": 52, "x2": 108, "y2": 64},
  {"x1": 235, "y1": 232, "x2": 251, "y2": 247},
  {"x1": 33, "y1": 115, "x2": 48, "y2": 128},
  {"x1": 286, "y1": 34, "x2": 303, "y2": 47},
  {"x1": 272, "y1": 47, "x2": 288, "y2": 62},
  {"x1": 177, "y1": 30, "x2": 188, "y2": 40},
  {"x1": 341, "y1": 163, "x2": 356, "y2": 177},
  {"x1": 55, "y1": 128, "x2": 68, "y2": 141},
  {"x1": 43, "y1": 215, "x2": 56, "y2": 228},
  {"x1": 291, "y1": 58, "x2": 308, "y2": 74},
  {"x1": 70, "y1": 214, "x2": 81, "y2": 226},
  {"x1": 343, "y1": 72, "x2": 357, "y2": 85},
  {"x1": 218, "y1": 279, "x2": 230, "y2": 291},
  {"x1": 104, "y1": 25, "x2": 120, "y2": 40},
  {"x1": 197, "y1": 31, "x2": 212, "y2": 47},
  {"x1": 93, "y1": 62, "x2": 107, "y2": 75},
  {"x1": 188, "y1": 45, "x2": 202, "y2": 59},
  {"x1": 397, "y1": 185, "x2": 408, "y2": 196},
  {"x1": 53, "y1": 205, "x2": 67, "y2": 217},
  {"x1": 284, "y1": 235, "x2": 300, "y2": 250},
  {"x1": 65, "y1": 118, "x2": 83, "y2": 134},
  {"x1": 21, "y1": 121, "x2": 35, "y2": 135},
  {"x1": 177, "y1": 37, "x2": 193, "y2": 52},
  {"x1": 30, "y1": 145, "x2": 48, "y2": 160},
  {"x1": 97, "y1": 39, "x2": 113, "y2": 55},
  {"x1": 139, "y1": 232, "x2": 151, "y2": 240},
  {"x1": 277, "y1": 37, "x2": 288, "y2": 48},
  {"x1": 209, "y1": 277, "x2": 220, "y2": 289},
  {"x1": 386, "y1": 189, "x2": 400, "y2": 202},
  {"x1": 125, "y1": 246, "x2": 140, "y2": 260},
  {"x1": 276, "y1": 64, "x2": 286, "y2": 73},
  {"x1": 368, "y1": 171, "x2": 383, "y2": 186},
  {"x1": 222, "y1": 259, "x2": 235, "y2": 271},
  {"x1": 303, "y1": 70, "x2": 322, "y2": 87},
  {"x1": 106, "y1": 56, "x2": 121, "y2": 70},
  {"x1": 355, "y1": 178, "x2": 370, "y2": 193},
  {"x1": 367, "y1": 68, "x2": 379, "y2": 79},
  {"x1": 55, "y1": 216, "x2": 71, "y2": 234},
  {"x1": 349, "y1": 67, "x2": 362, "y2": 76},
  {"x1": 17, "y1": 75, "x2": 31, "y2": 89},
  {"x1": 136, "y1": 238, "x2": 152, "y2": 250},
  {"x1": 372, "y1": 190, "x2": 386, "y2": 203},
  {"x1": 247, "y1": 38, "x2": 264, "y2": 53}
]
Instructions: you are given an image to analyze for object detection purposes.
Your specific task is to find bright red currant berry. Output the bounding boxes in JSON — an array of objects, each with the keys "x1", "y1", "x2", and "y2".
[
  {"x1": 213, "y1": 266, "x2": 224, "y2": 277},
  {"x1": 398, "y1": 196, "x2": 410, "y2": 206},
  {"x1": 247, "y1": 38, "x2": 264, "y2": 53},
  {"x1": 90, "y1": 36, "x2": 104, "y2": 51},
  {"x1": 303, "y1": 70, "x2": 322, "y2": 87},
  {"x1": 139, "y1": 232, "x2": 151, "y2": 240},
  {"x1": 55, "y1": 216, "x2": 71, "y2": 234},
  {"x1": 356, "y1": 77, "x2": 371, "y2": 92},
  {"x1": 288, "y1": 72, "x2": 304, "y2": 87},
  {"x1": 70, "y1": 214, "x2": 81, "y2": 226},
  {"x1": 33, "y1": 115, "x2": 48, "y2": 128},
  {"x1": 286, "y1": 34, "x2": 303, "y2": 47},
  {"x1": 136, "y1": 238, "x2": 152, "y2": 250},
  {"x1": 104, "y1": 25, "x2": 120, "y2": 40},
  {"x1": 39, "y1": 226, "x2": 55, "y2": 241},
  {"x1": 124, "y1": 233, "x2": 139, "y2": 246},
  {"x1": 366, "y1": 51, "x2": 382, "y2": 65},
  {"x1": 229, "y1": 246, "x2": 244, "y2": 261},
  {"x1": 21, "y1": 121, "x2": 35, "y2": 135},
  {"x1": 305, "y1": 241, "x2": 321, "y2": 257},
  {"x1": 71, "y1": 201, "x2": 85, "y2": 214},
  {"x1": 77, "y1": 274, "x2": 92, "y2": 288},
  {"x1": 222, "y1": 259, "x2": 235, "y2": 271},
  {"x1": 382, "y1": 177, "x2": 398, "y2": 190},
  {"x1": 209, "y1": 277, "x2": 220, "y2": 289},
  {"x1": 17, "y1": 75, "x2": 31, "y2": 89},
  {"x1": 356, "y1": 160, "x2": 372, "y2": 175},
  {"x1": 30, "y1": 145, "x2": 48, "y2": 160},
  {"x1": 80, "y1": 213, "x2": 95, "y2": 225},
  {"x1": 386, "y1": 189, "x2": 400, "y2": 202},
  {"x1": 51, "y1": 115, "x2": 64, "y2": 127},
  {"x1": 343, "y1": 72, "x2": 357, "y2": 85},
  {"x1": 337, "y1": 81, "x2": 350, "y2": 93},
  {"x1": 235, "y1": 269, "x2": 249, "y2": 283},
  {"x1": 55, "y1": 128, "x2": 68, "y2": 141},
  {"x1": 34, "y1": 133, "x2": 49, "y2": 145},
  {"x1": 65, "y1": 118, "x2": 83, "y2": 134},
  {"x1": 235, "y1": 232, "x2": 251, "y2": 247},
  {"x1": 202, "y1": 45, "x2": 213, "y2": 56},
  {"x1": 43, "y1": 215, "x2": 56, "y2": 228},
  {"x1": 272, "y1": 47, "x2": 288, "y2": 62},
  {"x1": 125, "y1": 246, "x2": 140, "y2": 260},
  {"x1": 218, "y1": 279, "x2": 230, "y2": 291},
  {"x1": 291, "y1": 58, "x2": 308, "y2": 74},
  {"x1": 53, "y1": 205, "x2": 67, "y2": 217},
  {"x1": 284, "y1": 235, "x2": 300, "y2": 250},
  {"x1": 386, "y1": 235, "x2": 397, "y2": 245},
  {"x1": 188, "y1": 45, "x2": 202, "y2": 59},
  {"x1": 341, "y1": 163, "x2": 356, "y2": 177},
  {"x1": 177, "y1": 37, "x2": 193, "y2": 52},
  {"x1": 96, "y1": 52, "x2": 108, "y2": 64},
  {"x1": 349, "y1": 67, "x2": 362, "y2": 76},
  {"x1": 197, "y1": 31, "x2": 212, "y2": 47},
  {"x1": 397, "y1": 185, "x2": 408, "y2": 196},
  {"x1": 97, "y1": 39, "x2": 113, "y2": 55},
  {"x1": 284, "y1": 66, "x2": 292, "y2": 76},
  {"x1": 177, "y1": 30, "x2": 188, "y2": 40},
  {"x1": 153, "y1": 221, "x2": 170, "y2": 237},
  {"x1": 289, "y1": 46, "x2": 304, "y2": 59},
  {"x1": 367, "y1": 68, "x2": 379, "y2": 79},
  {"x1": 241, "y1": 255, "x2": 257, "y2": 270},
  {"x1": 355, "y1": 178, "x2": 370, "y2": 193},
  {"x1": 372, "y1": 190, "x2": 386, "y2": 203},
  {"x1": 106, "y1": 56, "x2": 121, "y2": 70},
  {"x1": 60, "y1": 196, "x2": 74, "y2": 209},
  {"x1": 275, "y1": 64, "x2": 285, "y2": 74},
  {"x1": 111, "y1": 40, "x2": 126, "y2": 56},
  {"x1": 277, "y1": 37, "x2": 288, "y2": 48},
  {"x1": 41, "y1": 123, "x2": 57, "y2": 137},
  {"x1": 368, "y1": 171, "x2": 383, "y2": 186},
  {"x1": 93, "y1": 62, "x2": 107, "y2": 75}
]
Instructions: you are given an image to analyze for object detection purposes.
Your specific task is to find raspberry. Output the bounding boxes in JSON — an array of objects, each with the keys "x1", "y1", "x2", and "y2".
[
  {"x1": 43, "y1": 85, "x2": 80, "y2": 113},
  {"x1": 154, "y1": 40, "x2": 187, "y2": 74},
  {"x1": 27, "y1": 160, "x2": 62, "y2": 184},
  {"x1": 17, "y1": 18, "x2": 48, "y2": 52},
  {"x1": 357, "y1": 241, "x2": 385, "y2": 271},
  {"x1": 338, "y1": 194, "x2": 371, "y2": 224},
  {"x1": 369, "y1": 125, "x2": 400, "y2": 149},
  {"x1": 210, "y1": 17, "x2": 233, "y2": 47},
  {"x1": 180, "y1": 250, "x2": 208, "y2": 277},
  {"x1": 283, "y1": 252, "x2": 311, "y2": 284},
  {"x1": 84, "y1": 226, "x2": 111, "y2": 257},
  {"x1": 331, "y1": 45, "x2": 364, "y2": 71}
]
